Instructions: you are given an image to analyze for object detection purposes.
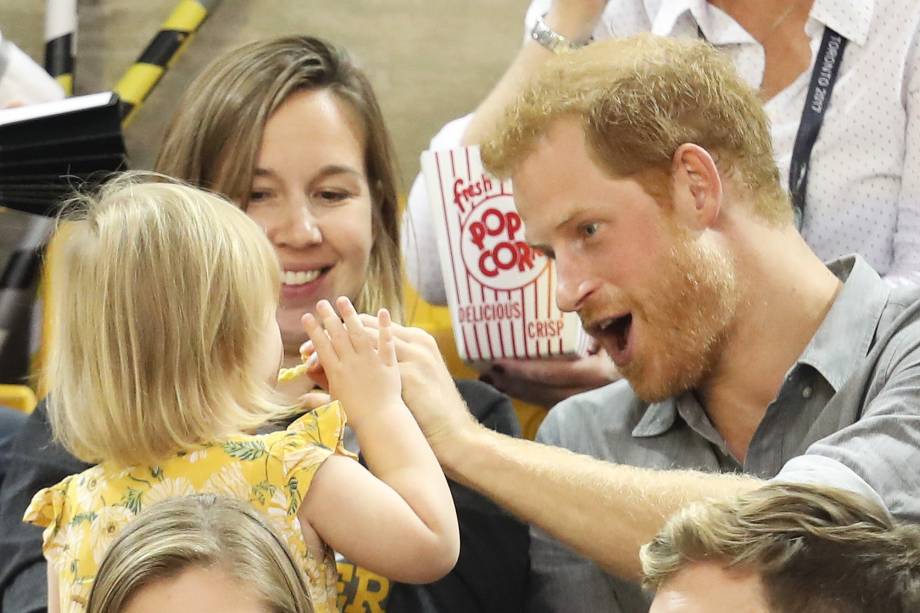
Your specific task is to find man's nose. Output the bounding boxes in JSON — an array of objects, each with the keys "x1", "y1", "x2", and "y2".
[{"x1": 555, "y1": 259, "x2": 597, "y2": 313}]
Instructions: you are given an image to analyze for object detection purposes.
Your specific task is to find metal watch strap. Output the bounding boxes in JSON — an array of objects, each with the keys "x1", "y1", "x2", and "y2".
[{"x1": 530, "y1": 16, "x2": 582, "y2": 53}]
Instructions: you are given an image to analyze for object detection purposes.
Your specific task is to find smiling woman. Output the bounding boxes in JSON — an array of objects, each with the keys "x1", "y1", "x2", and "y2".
[
  {"x1": 153, "y1": 35, "x2": 529, "y2": 612},
  {"x1": 156, "y1": 36, "x2": 402, "y2": 389},
  {"x1": 246, "y1": 89, "x2": 374, "y2": 359}
]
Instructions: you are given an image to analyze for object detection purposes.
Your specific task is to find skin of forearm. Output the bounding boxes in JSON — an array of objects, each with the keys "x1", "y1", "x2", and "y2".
[
  {"x1": 462, "y1": 41, "x2": 555, "y2": 146},
  {"x1": 438, "y1": 424, "x2": 762, "y2": 580},
  {"x1": 462, "y1": 4, "x2": 603, "y2": 147},
  {"x1": 352, "y1": 405, "x2": 457, "y2": 537}
]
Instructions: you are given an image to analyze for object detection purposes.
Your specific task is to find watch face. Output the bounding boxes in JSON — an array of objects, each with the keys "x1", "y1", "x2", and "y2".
[{"x1": 532, "y1": 18, "x2": 572, "y2": 53}]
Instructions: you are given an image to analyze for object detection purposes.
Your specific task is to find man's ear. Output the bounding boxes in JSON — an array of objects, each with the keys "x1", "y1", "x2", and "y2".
[{"x1": 670, "y1": 143, "x2": 722, "y2": 230}]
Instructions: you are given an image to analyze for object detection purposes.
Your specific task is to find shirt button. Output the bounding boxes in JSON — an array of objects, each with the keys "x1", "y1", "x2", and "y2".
[{"x1": 802, "y1": 386, "x2": 813, "y2": 399}]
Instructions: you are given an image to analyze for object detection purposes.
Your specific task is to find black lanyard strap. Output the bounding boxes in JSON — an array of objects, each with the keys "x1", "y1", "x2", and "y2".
[
  {"x1": 789, "y1": 26, "x2": 847, "y2": 228},
  {"x1": 697, "y1": 25, "x2": 848, "y2": 228}
]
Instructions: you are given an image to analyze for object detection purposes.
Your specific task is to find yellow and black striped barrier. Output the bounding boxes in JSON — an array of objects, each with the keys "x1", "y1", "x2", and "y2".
[
  {"x1": 114, "y1": 0, "x2": 222, "y2": 126},
  {"x1": 43, "y1": 0, "x2": 77, "y2": 95}
]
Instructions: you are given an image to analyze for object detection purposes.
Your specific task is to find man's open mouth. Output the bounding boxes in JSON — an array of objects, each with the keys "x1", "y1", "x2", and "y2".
[
  {"x1": 607, "y1": 313, "x2": 632, "y2": 348},
  {"x1": 593, "y1": 313, "x2": 633, "y2": 365}
]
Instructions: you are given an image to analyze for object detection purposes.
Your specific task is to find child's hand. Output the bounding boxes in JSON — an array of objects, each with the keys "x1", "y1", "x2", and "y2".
[
  {"x1": 353, "y1": 315, "x2": 475, "y2": 452},
  {"x1": 301, "y1": 297, "x2": 402, "y2": 428},
  {"x1": 296, "y1": 347, "x2": 328, "y2": 392}
]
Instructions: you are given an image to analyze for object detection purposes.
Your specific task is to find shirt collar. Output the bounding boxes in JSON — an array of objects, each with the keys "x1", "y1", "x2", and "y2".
[
  {"x1": 796, "y1": 255, "x2": 890, "y2": 392},
  {"x1": 648, "y1": 0, "x2": 875, "y2": 47},
  {"x1": 631, "y1": 255, "x2": 889, "y2": 438},
  {"x1": 647, "y1": 0, "x2": 697, "y2": 36},
  {"x1": 809, "y1": 0, "x2": 874, "y2": 46},
  {"x1": 632, "y1": 397, "x2": 677, "y2": 437},
  {"x1": 649, "y1": 0, "x2": 756, "y2": 44},
  {"x1": 632, "y1": 392, "x2": 730, "y2": 449}
]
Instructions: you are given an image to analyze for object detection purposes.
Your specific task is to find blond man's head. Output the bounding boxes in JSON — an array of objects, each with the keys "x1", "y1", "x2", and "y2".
[
  {"x1": 482, "y1": 34, "x2": 791, "y2": 225},
  {"x1": 642, "y1": 483, "x2": 920, "y2": 612}
]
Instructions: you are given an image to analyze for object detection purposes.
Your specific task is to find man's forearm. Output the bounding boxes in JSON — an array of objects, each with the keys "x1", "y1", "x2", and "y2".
[
  {"x1": 462, "y1": 3, "x2": 606, "y2": 146},
  {"x1": 439, "y1": 425, "x2": 762, "y2": 579},
  {"x1": 462, "y1": 40, "x2": 554, "y2": 146}
]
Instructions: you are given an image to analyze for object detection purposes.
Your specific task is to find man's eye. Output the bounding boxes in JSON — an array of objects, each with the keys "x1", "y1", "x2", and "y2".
[{"x1": 581, "y1": 223, "x2": 599, "y2": 237}]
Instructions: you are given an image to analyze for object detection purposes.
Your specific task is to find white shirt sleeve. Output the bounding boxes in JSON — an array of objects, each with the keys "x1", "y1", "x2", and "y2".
[
  {"x1": 0, "y1": 31, "x2": 64, "y2": 107},
  {"x1": 402, "y1": 114, "x2": 474, "y2": 305},
  {"x1": 773, "y1": 454, "x2": 889, "y2": 515},
  {"x1": 888, "y1": 39, "x2": 920, "y2": 287}
]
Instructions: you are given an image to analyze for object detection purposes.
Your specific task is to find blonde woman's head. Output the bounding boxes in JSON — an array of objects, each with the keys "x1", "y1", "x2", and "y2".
[
  {"x1": 47, "y1": 172, "x2": 286, "y2": 466},
  {"x1": 86, "y1": 494, "x2": 313, "y2": 613}
]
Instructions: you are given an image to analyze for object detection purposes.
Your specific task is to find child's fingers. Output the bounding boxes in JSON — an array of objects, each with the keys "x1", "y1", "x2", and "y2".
[
  {"x1": 315, "y1": 299, "x2": 354, "y2": 357},
  {"x1": 357, "y1": 313, "x2": 432, "y2": 350},
  {"x1": 377, "y1": 308, "x2": 397, "y2": 367},
  {"x1": 355, "y1": 315, "x2": 427, "y2": 361},
  {"x1": 358, "y1": 313, "x2": 380, "y2": 329},
  {"x1": 336, "y1": 296, "x2": 371, "y2": 352},
  {"x1": 301, "y1": 312, "x2": 338, "y2": 368},
  {"x1": 357, "y1": 313, "x2": 416, "y2": 341}
]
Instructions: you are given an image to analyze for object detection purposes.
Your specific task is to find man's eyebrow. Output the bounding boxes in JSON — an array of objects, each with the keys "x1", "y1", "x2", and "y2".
[
  {"x1": 528, "y1": 240, "x2": 554, "y2": 259},
  {"x1": 555, "y1": 208, "x2": 584, "y2": 232},
  {"x1": 524, "y1": 207, "x2": 586, "y2": 259}
]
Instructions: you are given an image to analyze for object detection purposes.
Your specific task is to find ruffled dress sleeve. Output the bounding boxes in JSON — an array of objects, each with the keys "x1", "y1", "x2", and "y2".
[
  {"x1": 270, "y1": 400, "x2": 356, "y2": 517},
  {"x1": 22, "y1": 475, "x2": 74, "y2": 564}
]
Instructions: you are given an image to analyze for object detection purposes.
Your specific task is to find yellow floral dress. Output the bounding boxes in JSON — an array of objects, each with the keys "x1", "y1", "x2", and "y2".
[{"x1": 24, "y1": 401, "x2": 352, "y2": 613}]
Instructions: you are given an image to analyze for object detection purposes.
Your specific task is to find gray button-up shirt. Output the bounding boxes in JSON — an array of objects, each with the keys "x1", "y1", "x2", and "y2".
[{"x1": 528, "y1": 255, "x2": 920, "y2": 613}]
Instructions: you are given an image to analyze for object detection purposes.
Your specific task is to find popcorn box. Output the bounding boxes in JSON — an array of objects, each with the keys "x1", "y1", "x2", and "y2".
[{"x1": 421, "y1": 146, "x2": 590, "y2": 363}]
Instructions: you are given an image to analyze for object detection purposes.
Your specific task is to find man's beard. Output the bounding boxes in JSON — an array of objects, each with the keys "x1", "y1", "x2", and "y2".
[{"x1": 594, "y1": 230, "x2": 740, "y2": 403}]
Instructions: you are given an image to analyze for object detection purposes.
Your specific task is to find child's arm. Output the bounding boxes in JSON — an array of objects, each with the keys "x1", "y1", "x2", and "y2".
[
  {"x1": 47, "y1": 565, "x2": 60, "y2": 613},
  {"x1": 298, "y1": 298, "x2": 459, "y2": 584}
]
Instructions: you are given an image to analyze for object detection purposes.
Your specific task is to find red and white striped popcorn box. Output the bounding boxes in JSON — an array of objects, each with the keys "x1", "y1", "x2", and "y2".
[{"x1": 421, "y1": 146, "x2": 590, "y2": 363}]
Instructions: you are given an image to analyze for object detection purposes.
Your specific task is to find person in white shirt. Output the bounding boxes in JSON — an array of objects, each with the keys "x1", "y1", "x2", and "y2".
[
  {"x1": 0, "y1": 29, "x2": 63, "y2": 107},
  {"x1": 403, "y1": 0, "x2": 920, "y2": 410}
]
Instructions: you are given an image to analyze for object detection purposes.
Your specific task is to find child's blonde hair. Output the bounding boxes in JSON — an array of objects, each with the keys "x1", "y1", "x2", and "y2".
[
  {"x1": 87, "y1": 494, "x2": 314, "y2": 613},
  {"x1": 47, "y1": 172, "x2": 287, "y2": 466}
]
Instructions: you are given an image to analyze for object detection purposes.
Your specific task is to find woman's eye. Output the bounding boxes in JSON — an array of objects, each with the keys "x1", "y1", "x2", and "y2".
[
  {"x1": 248, "y1": 189, "x2": 272, "y2": 203},
  {"x1": 314, "y1": 190, "x2": 350, "y2": 203}
]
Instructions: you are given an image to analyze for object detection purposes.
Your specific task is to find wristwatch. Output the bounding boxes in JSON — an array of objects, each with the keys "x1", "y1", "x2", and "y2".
[{"x1": 530, "y1": 16, "x2": 584, "y2": 53}]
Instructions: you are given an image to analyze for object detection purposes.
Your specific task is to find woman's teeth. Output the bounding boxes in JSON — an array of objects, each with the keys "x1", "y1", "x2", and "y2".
[{"x1": 282, "y1": 269, "x2": 321, "y2": 285}]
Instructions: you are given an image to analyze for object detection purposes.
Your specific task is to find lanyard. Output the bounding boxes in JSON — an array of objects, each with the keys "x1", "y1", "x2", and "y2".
[
  {"x1": 697, "y1": 25, "x2": 848, "y2": 228},
  {"x1": 789, "y1": 27, "x2": 847, "y2": 228}
]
